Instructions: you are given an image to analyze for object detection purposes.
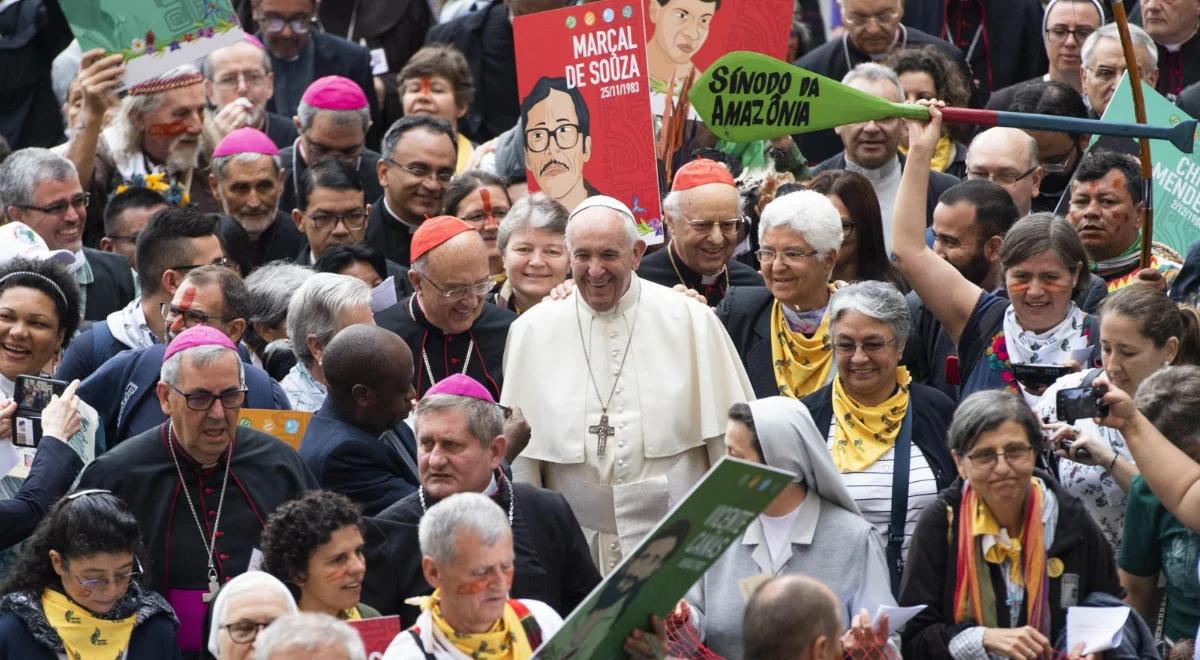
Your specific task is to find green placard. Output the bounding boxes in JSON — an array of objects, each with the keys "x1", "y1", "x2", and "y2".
[
  {"x1": 1097, "y1": 76, "x2": 1200, "y2": 256},
  {"x1": 534, "y1": 456, "x2": 793, "y2": 659},
  {"x1": 687, "y1": 50, "x2": 928, "y2": 142}
]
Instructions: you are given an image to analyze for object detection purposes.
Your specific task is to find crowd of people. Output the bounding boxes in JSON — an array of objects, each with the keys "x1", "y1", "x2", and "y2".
[{"x1": 1, "y1": 0, "x2": 1200, "y2": 658}]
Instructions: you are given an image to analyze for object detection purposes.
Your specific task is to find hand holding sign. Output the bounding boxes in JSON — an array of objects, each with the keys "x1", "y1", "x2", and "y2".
[{"x1": 689, "y1": 51, "x2": 1196, "y2": 153}]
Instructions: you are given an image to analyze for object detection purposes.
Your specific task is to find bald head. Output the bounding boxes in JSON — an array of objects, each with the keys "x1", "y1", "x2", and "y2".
[
  {"x1": 324, "y1": 324, "x2": 416, "y2": 429},
  {"x1": 743, "y1": 575, "x2": 843, "y2": 660},
  {"x1": 966, "y1": 128, "x2": 1043, "y2": 217}
]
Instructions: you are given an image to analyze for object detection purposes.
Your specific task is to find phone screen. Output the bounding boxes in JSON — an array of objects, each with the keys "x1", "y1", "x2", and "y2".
[{"x1": 11, "y1": 376, "x2": 67, "y2": 448}]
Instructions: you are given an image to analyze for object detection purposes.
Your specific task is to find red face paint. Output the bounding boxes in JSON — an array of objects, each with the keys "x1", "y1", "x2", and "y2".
[
  {"x1": 147, "y1": 119, "x2": 190, "y2": 137},
  {"x1": 170, "y1": 285, "x2": 196, "y2": 333},
  {"x1": 420, "y1": 76, "x2": 431, "y2": 96},
  {"x1": 479, "y1": 188, "x2": 498, "y2": 233},
  {"x1": 453, "y1": 565, "x2": 514, "y2": 595}
]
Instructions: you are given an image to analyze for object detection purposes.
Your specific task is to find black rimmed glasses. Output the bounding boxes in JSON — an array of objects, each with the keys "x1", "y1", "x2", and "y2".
[
  {"x1": 160, "y1": 303, "x2": 237, "y2": 329},
  {"x1": 525, "y1": 124, "x2": 582, "y2": 152},
  {"x1": 167, "y1": 384, "x2": 247, "y2": 412},
  {"x1": 417, "y1": 272, "x2": 496, "y2": 300},
  {"x1": 300, "y1": 210, "x2": 368, "y2": 233},
  {"x1": 222, "y1": 619, "x2": 275, "y2": 644},
  {"x1": 19, "y1": 192, "x2": 90, "y2": 217},
  {"x1": 964, "y1": 445, "x2": 1037, "y2": 470},
  {"x1": 1045, "y1": 25, "x2": 1096, "y2": 43}
]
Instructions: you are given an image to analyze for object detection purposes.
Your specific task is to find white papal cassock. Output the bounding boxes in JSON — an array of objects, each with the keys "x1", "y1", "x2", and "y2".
[{"x1": 502, "y1": 274, "x2": 754, "y2": 573}]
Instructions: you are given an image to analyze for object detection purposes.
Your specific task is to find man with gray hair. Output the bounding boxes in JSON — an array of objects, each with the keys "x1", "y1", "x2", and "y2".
[
  {"x1": 1080, "y1": 23, "x2": 1159, "y2": 118},
  {"x1": 277, "y1": 75, "x2": 381, "y2": 215},
  {"x1": 382, "y1": 492, "x2": 566, "y2": 658},
  {"x1": 242, "y1": 261, "x2": 313, "y2": 379},
  {"x1": 280, "y1": 273, "x2": 375, "y2": 411},
  {"x1": 362, "y1": 373, "x2": 597, "y2": 622},
  {"x1": 202, "y1": 37, "x2": 298, "y2": 149},
  {"x1": 813, "y1": 63, "x2": 958, "y2": 240},
  {"x1": 208, "y1": 127, "x2": 305, "y2": 268},
  {"x1": 0, "y1": 147, "x2": 134, "y2": 320},
  {"x1": 964, "y1": 127, "x2": 1044, "y2": 217},
  {"x1": 78, "y1": 325, "x2": 316, "y2": 655},
  {"x1": 66, "y1": 55, "x2": 213, "y2": 239},
  {"x1": 502, "y1": 196, "x2": 753, "y2": 573},
  {"x1": 255, "y1": 613, "x2": 366, "y2": 660}
]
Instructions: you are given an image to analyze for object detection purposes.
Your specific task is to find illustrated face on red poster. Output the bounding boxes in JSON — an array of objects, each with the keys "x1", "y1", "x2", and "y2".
[
  {"x1": 644, "y1": 0, "x2": 792, "y2": 94},
  {"x1": 515, "y1": 1, "x2": 664, "y2": 243}
]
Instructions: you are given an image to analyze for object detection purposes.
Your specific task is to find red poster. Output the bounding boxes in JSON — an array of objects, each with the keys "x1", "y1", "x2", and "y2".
[
  {"x1": 514, "y1": 1, "x2": 664, "y2": 244},
  {"x1": 347, "y1": 615, "x2": 401, "y2": 658}
]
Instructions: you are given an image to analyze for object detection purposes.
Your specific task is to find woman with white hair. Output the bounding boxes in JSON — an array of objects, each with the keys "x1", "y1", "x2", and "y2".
[
  {"x1": 493, "y1": 192, "x2": 570, "y2": 315},
  {"x1": 253, "y1": 612, "x2": 366, "y2": 660},
  {"x1": 207, "y1": 571, "x2": 298, "y2": 660},
  {"x1": 801, "y1": 281, "x2": 957, "y2": 592},
  {"x1": 279, "y1": 273, "x2": 373, "y2": 412},
  {"x1": 716, "y1": 189, "x2": 846, "y2": 399}
]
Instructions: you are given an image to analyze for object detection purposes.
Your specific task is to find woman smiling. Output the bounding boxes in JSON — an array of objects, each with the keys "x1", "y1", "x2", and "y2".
[{"x1": 493, "y1": 193, "x2": 570, "y2": 315}]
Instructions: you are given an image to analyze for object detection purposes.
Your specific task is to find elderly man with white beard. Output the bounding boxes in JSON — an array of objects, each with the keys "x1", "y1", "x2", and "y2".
[{"x1": 67, "y1": 53, "x2": 215, "y2": 241}]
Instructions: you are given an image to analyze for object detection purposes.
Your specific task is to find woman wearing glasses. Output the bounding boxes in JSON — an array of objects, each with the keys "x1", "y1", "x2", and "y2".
[
  {"x1": 894, "y1": 104, "x2": 1099, "y2": 405},
  {"x1": 0, "y1": 489, "x2": 180, "y2": 659},
  {"x1": 441, "y1": 170, "x2": 512, "y2": 278},
  {"x1": 899, "y1": 389, "x2": 1122, "y2": 660},
  {"x1": 805, "y1": 171, "x2": 908, "y2": 291},
  {"x1": 716, "y1": 190, "x2": 848, "y2": 399},
  {"x1": 800, "y1": 281, "x2": 956, "y2": 591},
  {"x1": 207, "y1": 571, "x2": 297, "y2": 660}
]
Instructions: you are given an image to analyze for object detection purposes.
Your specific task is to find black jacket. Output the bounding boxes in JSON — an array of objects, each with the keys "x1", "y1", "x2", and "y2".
[
  {"x1": 794, "y1": 26, "x2": 970, "y2": 164},
  {"x1": 899, "y1": 473, "x2": 1123, "y2": 660},
  {"x1": 0, "y1": 438, "x2": 82, "y2": 550},
  {"x1": 298, "y1": 398, "x2": 419, "y2": 516},
  {"x1": 812, "y1": 153, "x2": 959, "y2": 228},
  {"x1": 361, "y1": 477, "x2": 600, "y2": 624},
  {"x1": 279, "y1": 145, "x2": 383, "y2": 219},
  {"x1": 636, "y1": 244, "x2": 763, "y2": 307},
  {"x1": 364, "y1": 195, "x2": 417, "y2": 266},
  {"x1": 375, "y1": 294, "x2": 515, "y2": 401},
  {"x1": 1170, "y1": 239, "x2": 1200, "y2": 304},
  {"x1": 294, "y1": 242, "x2": 414, "y2": 301},
  {"x1": 0, "y1": 0, "x2": 71, "y2": 149},
  {"x1": 264, "y1": 112, "x2": 299, "y2": 149},
  {"x1": 82, "y1": 248, "x2": 136, "y2": 321},
  {"x1": 1179, "y1": 81, "x2": 1200, "y2": 119},
  {"x1": 426, "y1": 1, "x2": 518, "y2": 143},
  {"x1": 714, "y1": 286, "x2": 782, "y2": 399},
  {"x1": 249, "y1": 211, "x2": 306, "y2": 268},
  {"x1": 800, "y1": 382, "x2": 957, "y2": 491}
]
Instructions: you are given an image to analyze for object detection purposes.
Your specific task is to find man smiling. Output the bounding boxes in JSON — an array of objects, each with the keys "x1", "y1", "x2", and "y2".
[{"x1": 521, "y1": 77, "x2": 603, "y2": 213}]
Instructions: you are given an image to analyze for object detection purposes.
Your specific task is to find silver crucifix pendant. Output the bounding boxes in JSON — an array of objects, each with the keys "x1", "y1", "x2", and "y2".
[
  {"x1": 588, "y1": 414, "x2": 615, "y2": 457},
  {"x1": 202, "y1": 571, "x2": 219, "y2": 603}
]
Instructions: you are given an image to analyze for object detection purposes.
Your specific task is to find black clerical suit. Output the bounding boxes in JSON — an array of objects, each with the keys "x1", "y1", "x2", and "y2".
[
  {"x1": 375, "y1": 294, "x2": 515, "y2": 401},
  {"x1": 278, "y1": 144, "x2": 383, "y2": 218},
  {"x1": 76, "y1": 424, "x2": 316, "y2": 654},
  {"x1": 0, "y1": 0, "x2": 71, "y2": 149},
  {"x1": 636, "y1": 243, "x2": 763, "y2": 307},
  {"x1": 365, "y1": 195, "x2": 417, "y2": 266},
  {"x1": 1155, "y1": 37, "x2": 1200, "y2": 100},
  {"x1": 426, "y1": 1, "x2": 519, "y2": 143},
  {"x1": 361, "y1": 471, "x2": 600, "y2": 624},
  {"x1": 248, "y1": 211, "x2": 306, "y2": 268}
]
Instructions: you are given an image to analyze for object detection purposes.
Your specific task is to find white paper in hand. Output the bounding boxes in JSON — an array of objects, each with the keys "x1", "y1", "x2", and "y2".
[
  {"x1": 872, "y1": 604, "x2": 926, "y2": 633},
  {"x1": 1067, "y1": 606, "x2": 1129, "y2": 654},
  {"x1": 370, "y1": 277, "x2": 398, "y2": 312}
]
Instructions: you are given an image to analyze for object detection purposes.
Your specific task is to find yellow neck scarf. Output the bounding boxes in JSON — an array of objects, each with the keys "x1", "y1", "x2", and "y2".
[
  {"x1": 971, "y1": 481, "x2": 1044, "y2": 586},
  {"x1": 41, "y1": 588, "x2": 135, "y2": 660},
  {"x1": 769, "y1": 297, "x2": 834, "y2": 399},
  {"x1": 418, "y1": 590, "x2": 533, "y2": 659},
  {"x1": 342, "y1": 607, "x2": 362, "y2": 621},
  {"x1": 900, "y1": 134, "x2": 956, "y2": 173},
  {"x1": 831, "y1": 367, "x2": 912, "y2": 472}
]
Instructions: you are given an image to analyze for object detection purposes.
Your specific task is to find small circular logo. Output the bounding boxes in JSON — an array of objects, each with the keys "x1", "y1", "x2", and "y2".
[
  {"x1": 285, "y1": 419, "x2": 299, "y2": 434},
  {"x1": 584, "y1": 11, "x2": 596, "y2": 26},
  {"x1": 602, "y1": 8, "x2": 614, "y2": 22},
  {"x1": 622, "y1": 4, "x2": 633, "y2": 18},
  {"x1": 566, "y1": 15, "x2": 576, "y2": 28},
  {"x1": 238, "y1": 417, "x2": 251, "y2": 427}
]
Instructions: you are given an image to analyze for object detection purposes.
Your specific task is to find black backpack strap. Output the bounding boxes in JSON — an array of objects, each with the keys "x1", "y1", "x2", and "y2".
[
  {"x1": 408, "y1": 627, "x2": 436, "y2": 660},
  {"x1": 887, "y1": 409, "x2": 914, "y2": 595},
  {"x1": 1080, "y1": 366, "x2": 1103, "y2": 388}
]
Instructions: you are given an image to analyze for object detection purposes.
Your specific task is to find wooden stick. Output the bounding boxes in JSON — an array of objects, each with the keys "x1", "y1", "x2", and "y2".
[{"x1": 1109, "y1": 0, "x2": 1155, "y2": 269}]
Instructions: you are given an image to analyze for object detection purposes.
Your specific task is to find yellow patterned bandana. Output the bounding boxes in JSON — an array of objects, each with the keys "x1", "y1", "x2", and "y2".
[
  {"x1": 769, "y1": 298, "x2": 834, "y2": 399},
  {"x1": 41, "y1": 588, "x2": 135, "y2": 660},
  {"x1": 831, "y1": 367, "x2": 912, "y2": 472},
  {"x1": 418, "y1": 590, "x2": 533, "y2": 659}
]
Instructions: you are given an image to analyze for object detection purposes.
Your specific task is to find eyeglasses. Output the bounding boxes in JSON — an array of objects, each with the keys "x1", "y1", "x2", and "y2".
[
  {"x1": 755, "y1": 247, "x2": 821, "y2": 265},
  {"x1": 256, "y1": 14, "x2": 312, "y2": 34},
  {"x1": 967, "y1": 166, "x2": 1039, "y2": 186},
  {"x1": 461, "y1": 208, "x2": 509, "y2": 226},
  {"x1": 160, "y1": 302, "x2": 237, "y2": 328},
  {"x1": 418, "y1": 272, "x2": 496, "y2": 300},
  {"x1": 105, "y1": 232, "x2": 140, "y2": 244},
  {"x1": 964, "y1": 445, "x2": 1036, "y2": 469},
  {"x1": 1040, "y1": 144, "x2": 1081, "y2": 175},
  {"x1": 18, "y1": 192, "x2": 90, "y2": 216},
  {"x1": 841, "y1": 220, "x2": 856, "y2": 242},
  {"x1": 385, "y1": 158, "x2": 454, "y2": 184},
  {"x1": 525, "y1": 124, "x2": 582, "y2": 153},
  {"x1": 1086, "y1": 65, "x2": 1155, "y2": 84},
  {"x1": 222, "y1": 619, "x2": 275, "y2": 644},
  {"x1": 169, "y1": 258, "x2": 237, "y2": 273},
  {"x1": 167, "y1": 383, "x2": 248, "y2": 412},
  {"x1": 301, "y1": 210, "x2": 368, "y2": 233},
  {"x1": 304, "y1": 137, "x2": 363, "y2": 164},
  {"x1": 213, "y1": 71, "x2": 269, "y2": 89},
  {"x1": 832, "y1": 337, "x2": 899, "y2": 355},
  {"x1": 70, "y1": 557, "x2": 144, "y2": 592},
  {"x1": 843, "y1": 9, "x2": 898, "y2": 26},
  {"x1": 1045, "y1": 25, "x2": 1096, "y2": 43},
  {"x1": 685, "y1": 218, "x2": 741, "y2": 236}
]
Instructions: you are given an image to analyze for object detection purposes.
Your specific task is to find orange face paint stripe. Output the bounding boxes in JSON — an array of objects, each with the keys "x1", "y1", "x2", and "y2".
[{"x1": 147, "y1": 119, "x2": 190, "y2": 137}]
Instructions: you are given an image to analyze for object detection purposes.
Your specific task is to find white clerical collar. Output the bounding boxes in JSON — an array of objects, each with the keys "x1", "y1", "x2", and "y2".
[
  {"x1": 384, "y1": 197, "x2": 421, "y2": 230},
  {"x1": 845, "y1": 155, "x2": 900, "y2": 181},
  {"x1": 581, "y1": 272, "x2": 642, "y2": 318},
  {"x1": 484, "y1": 473, "x2": 498, "y2": 496}
]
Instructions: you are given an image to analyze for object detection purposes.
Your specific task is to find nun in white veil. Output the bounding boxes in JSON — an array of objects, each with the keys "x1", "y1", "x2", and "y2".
[
  {"x1": 683, "y1": 397, "x2": 897, "y2": 659},
  {"x1": 207, "y1": 571, "x2": 299, "y2": 659}
]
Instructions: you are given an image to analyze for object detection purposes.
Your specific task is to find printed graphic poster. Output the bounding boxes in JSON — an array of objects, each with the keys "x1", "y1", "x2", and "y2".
[
  {"x1": 645, "y1": 0, "x2": 793, "y2": 115},
  {"x1": 347, "y1": 616, "x2": 402, "y2": 657},
  {"x1": 535, "y1": 457, "x2": 792, "y2": 659},
  {"x1": 514, "y1": 0, "x2": 664, "y2": 244},
  {"x1": 237, "y1": 409, "x2": 312, "y2": 451},
  {"x1": 59, "y1": 0, "x2": 245, "y2": 89}
]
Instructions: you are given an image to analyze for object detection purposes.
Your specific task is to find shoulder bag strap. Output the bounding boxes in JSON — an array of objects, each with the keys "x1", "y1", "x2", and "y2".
[{"x1": 887, "y1": 408, "x2": 914, "y2": 595}]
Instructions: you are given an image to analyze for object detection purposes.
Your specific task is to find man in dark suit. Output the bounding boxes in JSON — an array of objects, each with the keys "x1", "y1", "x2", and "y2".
[
  {"x1": 0, "y1": 0, "x2": 72, "y2": 149},
  {"x1": 251, "y1": 0, "x2": 382, "y2": 147},
  {"x1": 299, "y1": 324, "x2": 419, "y2": 516},
  {"x1": 0, "y1": 148, "x2": 136, "y2": 321},
  {"x1": 811, "y1": 64, "x2": 959, "y2": 232}
]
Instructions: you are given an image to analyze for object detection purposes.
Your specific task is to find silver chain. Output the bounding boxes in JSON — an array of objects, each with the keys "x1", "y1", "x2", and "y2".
[
  {"x1": 575, "y1": 282, "x2": 641, "y2": 417},
  {"x1": 410, "y1": 294, "x2": 475, "y2": 385},
  {"x1": 167, "y1": 423, "x2": 233, "y2": 587},
  {"x1": 419, "y1": 471, "x2": 515, "y2": 526}
]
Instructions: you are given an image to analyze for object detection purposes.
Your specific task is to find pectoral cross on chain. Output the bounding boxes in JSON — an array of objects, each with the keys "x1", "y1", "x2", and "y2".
[
  {"x1": 202, "y1": 572, "x2": 220, "y2": 603},
  {"x1": 588, "y1": 414, "x2": 615, "y2": 457}
]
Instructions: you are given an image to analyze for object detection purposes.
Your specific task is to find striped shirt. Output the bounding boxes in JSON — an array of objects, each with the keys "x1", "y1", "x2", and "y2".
[{"x1": 826, "y1": 420, "x2": 940, "y2": 555}]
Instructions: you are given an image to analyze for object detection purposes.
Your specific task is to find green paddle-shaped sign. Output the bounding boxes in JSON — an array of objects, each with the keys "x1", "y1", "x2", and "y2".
[{"x1": 689, "y1": 51, "x2": 1196, "y2": 153}]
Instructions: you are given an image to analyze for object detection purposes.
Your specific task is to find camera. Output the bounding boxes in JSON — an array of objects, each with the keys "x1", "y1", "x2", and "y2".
[
  {"x1": 11, "y1": 375, "x2": 67, "y2": 448},
  {"x1": 1056, "y1": 383, "x2": 1109, "y2": 424}
]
